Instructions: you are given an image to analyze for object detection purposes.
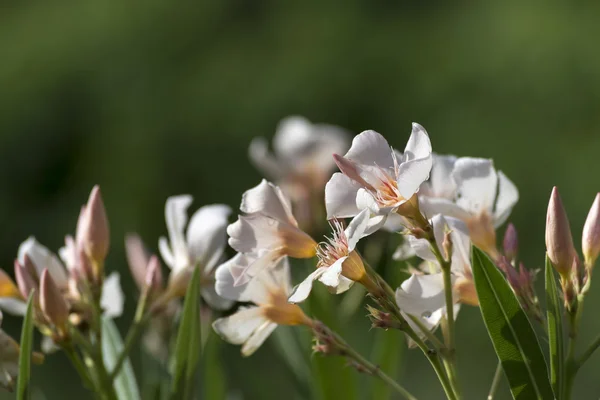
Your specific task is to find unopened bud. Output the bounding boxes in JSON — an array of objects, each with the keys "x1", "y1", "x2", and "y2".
[
  {"x1": 582, "y1": 193, "x2": 600, "y2": 268},
  {"x1": 78, "y1": 185, "x2": 110, "y2": 265},
  {"x1": 22, "y1": 254, "x2": 39, "y2": 283},
  {"x1": 545, "y1": 187, "x2": 577, "y2": 277},
  {"x1": 125, "y1": 233, "x2": 150, "y2": 290},
  {"x1": 442, "y1": 231, "x2": 453, "y2": 262},
  {"x1": 503, "y1": 223, "x2": 519, "y2": 263},
  {"x1": 145, "y1": 255, "x2": 163, "y2": 291},
  {"x1": 14, "y1": 261, "x2": 35, "y2": 300},
  {"x1": 76, "y1": 248, "x2": 94, "y2": 284},
  {"x1": 40, "y1": 269, "x2": 69, "y2": 332}
]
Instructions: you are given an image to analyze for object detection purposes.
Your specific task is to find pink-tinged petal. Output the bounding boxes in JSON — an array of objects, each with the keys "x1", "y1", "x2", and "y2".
[
  {"x1": 395, "y1": 273, "x2": 448, "y2": 317},
  {"x1": 186, "y1": 204, "x2": 231, "y2": 272},
  {"x1": 164, "y1": 195, "x2": 193, "y2": 268},
  {"x1": 493, "y1": 171, "x2": 519, "y2": 227},
  {"x1": 419, "y1": 197, "x2": 470, "y2": 221},
  {"x1": 227, "y1": 215, "x2": 283, "y2": 253},
  {"x1": 319, "y1": 257, "x2": 346, "y2": 288},
  {"x1": 241, "y1": 321, "x2": 278, "y2": 357},
  {"x1": 18, "y1": 237, "x2": 68, "y2": 289},
  {"x1": 288, "y1": 267, "x2": 328, "y2": 303},
  {"x1": 101, "y1": 272, "x2": 124, "y2": 318},
  {"x1": 214, "y1": 253, "x2": 270, "y2": 304},
  {"x1": 240, "y1": 180, "x2": 295, "y2": 225},
  {"x1": 344, "y1": 209, "x2": 370, "y2": 252},
  {"x1": 452, "y1": 158, "x2": 498, "y2": 215},
  {"x1": 248, "y1": 137, "x2": 284, "y2": 180},
  {"x1": 212, "y1": 307, "x2": 268, "y2": 345},
  {"x1": 124, "y1": 234, "x2": 150, "y2": 289},
  {"x1": 420, "y1": 154, "x2": 458, "y2": 198},
  {"x1": 325, "y1": 173, "x2": 362, "y2": 219},
  {"x1": 344, "y1": 130, "x2": 395, "y2": 170}
]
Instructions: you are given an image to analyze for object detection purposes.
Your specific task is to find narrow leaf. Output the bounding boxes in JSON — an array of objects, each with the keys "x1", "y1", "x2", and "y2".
[
  {"x1": 170, "y1": 267, "x2": 202, "y2": 399},
  {"x1": 471, "y1": 246, "x2": 554, "y2": 400},
  {"x1": 16, "y1": 293, "x2": 35, "y2": 400},
  {"x1": 102, "y1": 317, "x2": 141, "y2": 400},
  {"x1": 546, "y1": 255, "x2": 565, "y2": 399}
]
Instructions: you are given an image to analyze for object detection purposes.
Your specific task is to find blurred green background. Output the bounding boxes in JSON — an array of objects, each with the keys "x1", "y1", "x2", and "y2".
[{"x1": 2, "y1": 1, "x2": 600, "y2": 399}]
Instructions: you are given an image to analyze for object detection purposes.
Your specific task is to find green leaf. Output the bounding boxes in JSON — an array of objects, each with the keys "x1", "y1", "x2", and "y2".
[
  {"x1": 102, "y1": 317, "x2": 141, "y2": 400},
  {"x1": 546, "y1": 255, "x2": 565, "y2": 399},
  {"x1": 16, "y1": 292, "x2": 35, "y2": 400},
  {"x1": 170, "y1": 267, "x2": 202, "y2": 399},
  {"x1": 471, "y1": 246, "x2": 554, "y2": 400}
]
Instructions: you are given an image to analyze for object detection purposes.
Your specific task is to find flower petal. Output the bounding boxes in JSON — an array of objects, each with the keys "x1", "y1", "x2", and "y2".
[
  {"x1": 288, "y1": 267, "x2": 327, "y2": 303},
  {"x1": 319, "y1": 257, "x2": 346, "y2": 288},
  {"x1": 241, "y1": 320, "x2": 278, "y2": 357},
  {"x1": 273, "y1": 116, "x2": 315, "y2": 161},
  {"x1": 345, "y1": 130, "x2": 395, "y2": 170},
  {"x1": 420, "y1": 154, "x2": 458, "y2": 198},
  {"x1": 248, "y1": 137, "x2": 284, "y2": 180},
  {"x1": 164, "y1": 195, "x2": 193, "y2": 269},
  {"x1": 212, "y1": 306, "x2": 268, "y2": 345},
  {"x1": 403, "y1": 123, "x2": 433, "y2": 162},
  {"x1": 18, "y1": 237, "x2": 68, "y2": 288},
  {"x1": 227, "y1": 215, "x2": 284, "y2": 253},
  {"x1": 101, "y1": 272, "x2": 124, "y2": 318},
  {"x1": 214, "y1": 253, "x2": 270, "y2": 304},
  {"x1": 493, "y1": 171, "x2": 519, "y2": 227},
  {"x1": 186, "y1": 204, "x2": 231, "y2": 272},
  {"x1": 397, "y1": 156, "x2": 433, "y2": 201},
  {"x1": 0, "y1": 298, "x2": 27, "y2": 316},
  {"x1": 325, "y1": 173, "x2": 362, "y2": 219},
  {"x1": 395, "y1": 273, "x2": 447, "y2": 317},
  {"x1": 158, "y1": 236, "x2": 175, "y2": 270},
  {"x1": 419, "y1": 197, "x2": 470, "y2": 221},
  {"x1": 201, "y1": 283, "x2": 233, "y2": 311},
  {"x1": 240, "y1": 180, "x2": 296, "y2": 225},
  {"x1": 344, "y1": 209, "x2": 370, "y2": 251},
  {"x1": 452, "y1": 158, "x2": 498, "y2": 215}
]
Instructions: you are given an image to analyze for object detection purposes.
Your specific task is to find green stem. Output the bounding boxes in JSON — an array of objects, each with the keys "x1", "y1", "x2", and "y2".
[
  {"x1": 576, "y1": 332, "x2": 600, "y2": 370},
  {"x1": 565, "y1": 296, "x2": 585, "y2": 400},
  {"x1": 487, "y1": 361, "x2": 502, "y2": 400},
  {"x1": 64, "y1": 347, "x2": 96, "y2": 391}
]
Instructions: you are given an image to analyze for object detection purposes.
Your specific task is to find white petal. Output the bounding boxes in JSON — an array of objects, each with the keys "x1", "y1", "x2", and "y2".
[
  {"x1": 408, "y1": 236, "x2": 436, "y2": 262},
  {"x1": 18, "y1": 237, "x2": 68, "y2": 288},
  {"x1": 392, "y1": 241, "x2": 416, "y2": 261},
  {"x1": 344, "y1": 130, "x2": 395, "y2": 170},
  {"x1": 444, "y1": 217, "x2": 471, "y2": 275},
  {"x1": 101, "y1": 272, "x2": 124, "y2": 318},
  {"x1": 396, "y1": 155, "x2": 433, "y2": 200},
  {"x1": 325, "y1": 173, "x2": 362, "y2": 219},
  {"x1": 0, "y1": 298, "x2": 27, "y2": 316},
  {"x1": 419, "y1": 197, "x2": 470, "y2": 221},
  {"x1": 158, "y1": 236, "x2": 175, "y2": 270},
  {"x1": 164, "y1": 195, "x2": 193, "y2": 269},
  {"x1": 288, "y1": 267, "x2": 327, "y2": 303},
  {"x1": 213, "y1": 307, "x2": 268, "y2": 345},
  {"x1": 403, "y1": 123, "x2": 433, "y2": 162},
  {"x1": 201, "y1": 284, "x2": 233, "y2": 310},
  {"x1": 382, "y1": 213, "x2": 405, "y2": 233},
  {"x1": 248, "y1": 137, "x2": 284, "y2": 180},
  {"x1": 227, "y1": 215, "x2": 284, "y2": 253},
  {"x1": 240, "y1": 180, "x2": 296, "y2": 225},
  {"x1": 310, "y1": 124, "x2": 350, "y2": 172},
  {"x1": 364, "y1": 214, "x2": 388, "y2": 236},
  {"x1": 266, "y1": 257, "x2": 293, "y2": 296},
  {"x1": 214, "y1": 253, "x2": 270, "y2": 304},
  {"x1": 186, "y1": 204, "x2": 231, "y2": 271},
  {"x1": 241, "y1": 321, "x2": 278, "y2": 357},
  {"x1": 334, "y1": 276, "x2": 354, "y2": 294},
  {"x1": 319, "y1": 257, "x2": 346, "y2": 288},
  {"x1": 420, "y1": 154, "x2": 458, "y2": 198},
  {"x1": 493, "y1": 171, "x2": 519, "y2": 228},
  {"x1": 356, "y1": 188, "x2": 381, "y2": 215},
  {"x1": 41, "y1": 336, "x2": 60, "y2": 354},
  {"x1": 452, "y1": 158, "x2": 498, "y2": 215},
  {"x1": 395, "y1": 273, "x2": 448, "y2": 317},
  {"x1": 273, "y1": 116, "x2": 315, "y2": 161},
  {"x1": 58, "y1": 235, "x2": 77, "y2": 271},
  {"x1": 344, "y1": 209, "x2": 370, "y2": 251}
]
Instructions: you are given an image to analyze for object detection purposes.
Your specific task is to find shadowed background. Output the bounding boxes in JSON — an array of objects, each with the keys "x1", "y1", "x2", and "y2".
[{"x1": 1, "y1": 1, "x2": 600, "y2": 399}]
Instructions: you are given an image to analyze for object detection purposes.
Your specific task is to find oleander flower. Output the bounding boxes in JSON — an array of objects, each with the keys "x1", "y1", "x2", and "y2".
[
  {"x1": 419, "y1": 155, "x2": 519, "y2": 258},
  {"x1": 213, "y1": 256, "x2": 311, "y2": 356},
  {"x1": 158, "y1": 195, "x2": 233, "y2": 309},
  {"x1": 249, "y1": 116, "x2": 349, "y2": 229},
  {"x1": 288, "y1": 209, "x2": 371, "y2": 303},
  {"x1": 325, "y1": 124, "x2": 432, "y2": 235},
  {"x1": 227, "y1": 180, "x2": 318, "y2": 285},
  {"x1": 395, "y1": 215, "x2": 473, "y2": 344}
]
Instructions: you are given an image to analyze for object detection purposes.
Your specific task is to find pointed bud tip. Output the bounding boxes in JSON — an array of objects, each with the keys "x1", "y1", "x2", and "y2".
[
  {"x1": 583, "y1": 193, "x2": 600, "y2": 267},
  {"x1": 546, "y1": 186, "x2": 576, "y2": 276},
  {"x1": 144, "y1": 255, "x2": 163, "y2": 289},
  {"x1": 503, "y1": 223, "x2": 519, "y2": 261},
  {"x1": 40, "y1": 269, "x2": 69, "y2": 329}
]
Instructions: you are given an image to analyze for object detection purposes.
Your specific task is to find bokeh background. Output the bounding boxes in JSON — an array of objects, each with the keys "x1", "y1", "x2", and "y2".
[{"x1": 2, "y1": 1, "x2": 600, "y2": 399}]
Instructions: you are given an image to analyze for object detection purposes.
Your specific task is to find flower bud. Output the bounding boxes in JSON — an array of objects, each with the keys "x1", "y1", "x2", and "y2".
[
  {"x1": 76, "y1": 248, "x2": 94, "y2": 284},
  {"x1": 40, "y1": 269, "x2": 69, "y2": 332},
  {"x1": 145, "y1": 255, "x2": 163, "y2": 292},
  {"x1": 13, "y1": 261, "x2": 35, "y2": 300},
  {"x1": 582, "y1": 193, "x2": 600, "y2": 268},
  {"x1": 545, "y1": 187, "x2": 577, "y2": 277},
  {"x1": 125, "y1": 233, "x2": 150, "y2": 290},
  {"x1": 503, "y1": 223, "x2": 519, "y2": 263},
  {"x1": 78, "y1": 185, "x2": 110, "y2": 266}
]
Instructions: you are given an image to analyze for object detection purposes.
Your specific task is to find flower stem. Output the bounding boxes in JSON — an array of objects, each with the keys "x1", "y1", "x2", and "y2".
[
  {"x1": 64, "y1": 346, "x2": 96, "y2": 391},
  {"x1": 575, "y1": 331, "x2": 600, "y2": 370},
  {"x1": 565, "y1": 295, "x2": 585, "y2": 400},
  {"x1": 487, "y1": 361, "x2": 502, "y2": 400}
]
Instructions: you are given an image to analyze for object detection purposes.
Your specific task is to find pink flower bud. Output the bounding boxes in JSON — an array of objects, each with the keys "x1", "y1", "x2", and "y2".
[
  {"x1": 125, "y1": 233, "x2": 150, "y2": 290},
  {"x1": 545, "y1": 187, "x2": 577, "y2": 277},
  {"x1": 145, "y1": 255, "x2": 163, "y2": 291},
  {"x1": 582, "y1": 193, "x2": 600, "y2": 268},
  {"x1": 14, "y1": 261, "x2": 36, "y2": 300},
  {"x1": 40, "y1": 269, "x2": 69, "y2": 330},
  {"x1": 78, "y1": 185, "x2": 110, "y2": 265},
  {"x1": 503, "y1": 223, "x2": 519, "y2": 262}
]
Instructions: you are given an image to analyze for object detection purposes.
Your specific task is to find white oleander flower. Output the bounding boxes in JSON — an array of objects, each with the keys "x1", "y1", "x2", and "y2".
[
  {"x1": 158, "y1": 195, "x2": 233, "y2": 309},
  {"x1": 288, "y1": 209, "x2": 371, "y2": 303},
  {"x1": 419, "y1": 155, "x2": 519, "y2": 257},
  {"x1": 213, "y1": 257, "x2": 311, "y2": 356},
  {"x1": 395, "y1": 215, "x2": 474, "y2": 345},
  {"x1": 227, "y1": 180, "x2": 317, "y2": 285},
  {"x1": 325, "y1": 124, "x2": 433, "y2": 235}
]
